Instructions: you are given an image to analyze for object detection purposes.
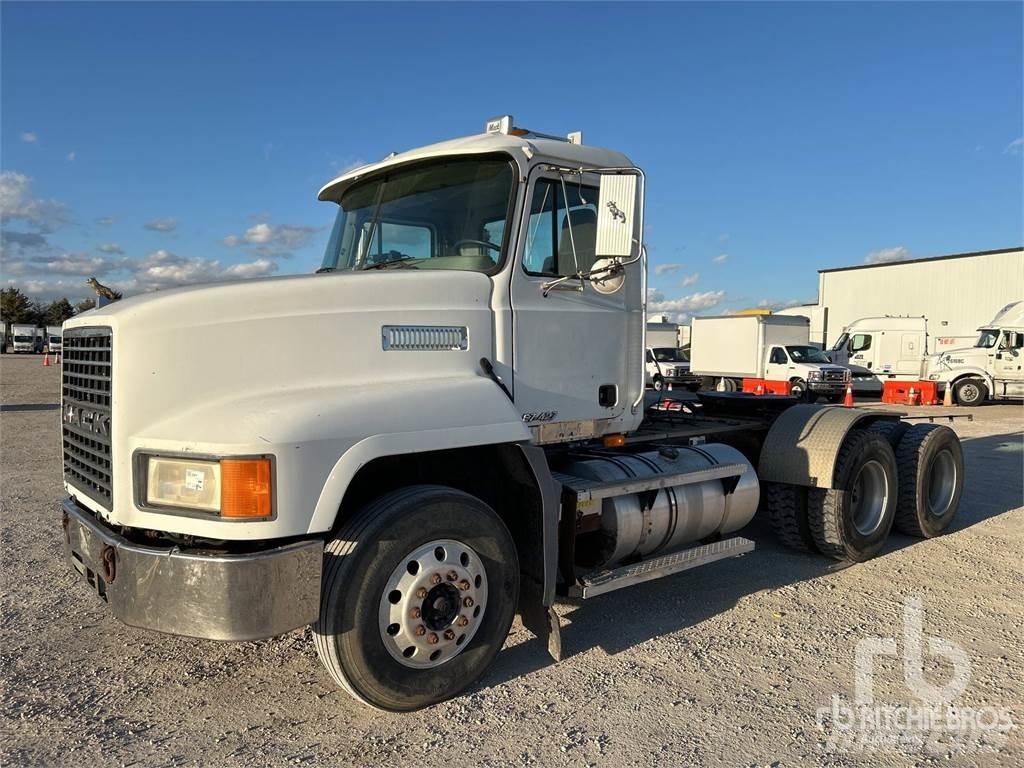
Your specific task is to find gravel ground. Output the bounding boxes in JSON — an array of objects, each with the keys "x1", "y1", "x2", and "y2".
[{"x1": 2, "y1": 354, "x2": 1022, "y2": 767}]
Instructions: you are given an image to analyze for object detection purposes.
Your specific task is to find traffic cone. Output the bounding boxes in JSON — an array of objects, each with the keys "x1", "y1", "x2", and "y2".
[
  {"x1": 755, "y1": 382, "x2": 764, "y2": 395},
  {"x1": 842, "y1": 382, "x2": 854, "y2": 407},
  {"x1": 56, "y1": 352, "x2": 61, "y2": 365},
  {"x1": 716, "y1": 378, "x2": 726, "y2": 392},
  {"x1": 908, "y1": 386, "x2": 918, "y2": 406},
  {"x1": 43, "y1": 352, "x2": 51, "y2": 367},
  {"x1": 667, "y1": 381, "x2": 673, "y2": 391},
  {"x1": 943, "y1": 384, "x2": 954, "y2": 407}
]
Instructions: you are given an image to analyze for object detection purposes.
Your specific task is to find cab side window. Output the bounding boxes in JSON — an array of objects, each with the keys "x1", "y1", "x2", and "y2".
[
  {"x1": 851, "y1": 334, "x2": 872, "y2": 352},
  {"x1": 523, "y1": 180, "x2": 599, "y2": 276},
  {"x1": 1002, "y1": 332, "x2": 1024, "y2": 349},
  {"x1": 770, "y1": 347, "x2": 787, "y2": 365}
]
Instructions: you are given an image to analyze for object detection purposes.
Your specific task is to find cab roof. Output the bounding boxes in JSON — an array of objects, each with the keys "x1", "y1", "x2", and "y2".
[{"x1": 317, "y1": 128, "x2": 634, "y2": 202}]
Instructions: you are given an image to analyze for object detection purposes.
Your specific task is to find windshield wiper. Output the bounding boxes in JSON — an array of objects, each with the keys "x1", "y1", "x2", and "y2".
[
  {"x1": 315, "y1": 266, "x2": 337, "y2": 274},
  {"x1": 364, "y1": 256, "x2": 421, "y2": 270}
]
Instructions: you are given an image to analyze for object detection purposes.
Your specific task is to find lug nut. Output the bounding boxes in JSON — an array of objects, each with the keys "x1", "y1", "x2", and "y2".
[
  {"x1": 446, "y1": 570, "x2": 458, "y2": 581},
  {"x1": 456, "y1": 615, "x2": 469, "y2": 627},
  {"x1": 410, "y1": 607, "x2": 421, "y2": 619},
  {"x1": 427, "y1": 633, "x2": 439, "y2": 645},
  {"x1": 430, "y1": 573, "x2": 442, "y2": 585},
  {"x1": 414, "y1": 625, "x2": 426, "y2": 637},
  {"x1": 458, "y1": 579, "x2": 471, "y2": 591},
  {"x1": 463, "y1": 596, "x2": 474, "y2": 608},
  {"x1": 443, "y1": 629, "x2": 456, "y2": 641},
  {"x1": 415, "y1": 587, "x2": 428, "y2": 599}
]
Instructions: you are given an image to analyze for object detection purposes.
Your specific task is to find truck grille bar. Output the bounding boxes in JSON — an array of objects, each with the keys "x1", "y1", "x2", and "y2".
[{"x1": 62, "y1": 328, "x2": 113, "y2": 508}]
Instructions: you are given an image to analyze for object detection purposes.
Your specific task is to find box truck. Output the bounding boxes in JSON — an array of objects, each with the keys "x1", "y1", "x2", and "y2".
[
  {"x1": 46, "y1": 325, "x2": 63, "y2": 355},
  {"x1": 11, "y1": 324, "x2": 37, "y2": 353},
  {"x1": 58, "y1": 117, "x2": 964, "y2": 711},
  {"x1": 690, "y1": 314, "x2": 851, "y2": 401}
]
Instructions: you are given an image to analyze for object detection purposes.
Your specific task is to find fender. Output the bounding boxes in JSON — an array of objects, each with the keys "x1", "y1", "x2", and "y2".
[
  {"x1": 945, "y1": 366, "x2": 995, "y2": 392},
  {"x1": 308, "y1": 377, "x2": 530, "y2": 532},
  {"x1": 758, "y1": 404, "x2": 897, "y2": 489}
]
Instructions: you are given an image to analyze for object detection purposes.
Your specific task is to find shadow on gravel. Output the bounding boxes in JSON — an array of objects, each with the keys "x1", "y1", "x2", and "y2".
[
  {"x1": 482, "y1": 429, "x2": 1023, "y2": 691},
  {"x1": 0, "y1": 403, "x2": 60, "y2": 412}
]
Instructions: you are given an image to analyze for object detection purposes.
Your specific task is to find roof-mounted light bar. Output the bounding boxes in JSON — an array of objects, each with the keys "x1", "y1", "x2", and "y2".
[{"x1": 484, "y1": 115, "x2": 582, "y2": 145}]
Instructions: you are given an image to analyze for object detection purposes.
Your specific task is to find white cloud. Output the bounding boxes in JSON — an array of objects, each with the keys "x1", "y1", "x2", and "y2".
[
  {"x1": 653, "y1": 263, "x2": 682, "y2": 276},
  {"x1": 712, "y1": 253, "x2": 728, "y2": 264},
  {"x1": 647, "y1": 288, "x2": 726, "y2": 323},
  {"x1": 95, "y1": 216, "x2": 115, "y2": 226},
  {"x1": 223, "y1": 221, "x2": 318, "y2": 256},
  {"x1": 67, "y1": 151, "x2": 76, "y2": 162},
  {"x1": 864, "y1": 245, "x2": 911, "y2": 265},
  {"x1": 129, "y1": 249, "x2": 278, "y2": 292},
  {"x1": 718, "y1": 233, "x2": 729, "y2": 243},
  {"x1": 144, "y1": 217, "x2": 178, "y2": 232},
  {"x1": 97, "y1": 243, "x2": 124, "y2": 255},
  {"x1": 0, "y1": 171, "x2": 72, "y2": 233},
  {"x1": 756, "y1": 298, "x2": 805, "y2": 311},
  {"x1": 680, "y1": 272, "x2": 700, "y2": 287},
  {"x1": 44, "y1": 254, "x2": 120, "y2": 276},
  {"x1": 20, "y1": 132, "x2": 38, "y2": 144},
  {"x1": 1005, "y1": 137, "x2": 1024, "y2": 156}
]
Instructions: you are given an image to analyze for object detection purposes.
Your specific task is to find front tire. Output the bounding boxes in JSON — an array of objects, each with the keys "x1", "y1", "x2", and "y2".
[
  {"x1": 954, "y1": 378, "x2": 987, "y2": 407},
  {"x1": 807, "y1": 429, "x2": 898, "y2": 562},
  {"x1": 314, "y1": 485, "x2": 519, "y2": 711},
  {"x1": 652, "y1": 375, "x2": 664, "y2": 391},
  {"x1": 789, "y1": 378, "x2": 811, "y2": 402}
]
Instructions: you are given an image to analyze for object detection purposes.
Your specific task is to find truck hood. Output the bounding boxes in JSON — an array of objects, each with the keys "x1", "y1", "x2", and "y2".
[{"x1": 65, "y1": 270, "x2": 496, "y2": 438}]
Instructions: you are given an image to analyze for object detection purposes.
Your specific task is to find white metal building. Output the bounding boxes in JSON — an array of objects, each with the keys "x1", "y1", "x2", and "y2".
[{"x1": 776, "y1": 246, "x2": 1023, "y2": 348}]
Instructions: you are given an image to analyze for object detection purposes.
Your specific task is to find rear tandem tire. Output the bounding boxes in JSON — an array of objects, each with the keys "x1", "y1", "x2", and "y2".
[
  {"x1": 893, "y1": 424, "x2": 964, "y2": 538},
  {"x1": 807, "y1": 429, "x2": 898, "y2": 562},
  {"x1": 764, "y1": 482, "x2": 817, "y2": 553},
  {"x1": 313, "y1": 485, "x2": 519, "y2": 711},
  {"x1": 868, "y1": 419, "x2": 910, "y2": 449}
]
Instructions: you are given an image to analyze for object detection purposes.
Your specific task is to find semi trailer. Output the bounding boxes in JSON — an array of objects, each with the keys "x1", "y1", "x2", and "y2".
[{"x1": 60, "y1": 117, "x2": 965, "y2": 712}]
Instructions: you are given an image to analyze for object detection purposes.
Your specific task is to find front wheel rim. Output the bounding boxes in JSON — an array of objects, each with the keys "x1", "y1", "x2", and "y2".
[
  {"x1": 959, "y1": 383, "x2": 979, "y2": 402},
  {"x1": 378, "y1": 539, "x2": 488, "y2": 669},
  {"x1": 850, "y1": 459, "x2": 889, "y2": 535}
]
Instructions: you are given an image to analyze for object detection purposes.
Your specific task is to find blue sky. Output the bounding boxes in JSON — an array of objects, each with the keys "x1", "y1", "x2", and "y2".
[{"x1": 2, "y1": 1, "x2": 1021, "y2": 317}]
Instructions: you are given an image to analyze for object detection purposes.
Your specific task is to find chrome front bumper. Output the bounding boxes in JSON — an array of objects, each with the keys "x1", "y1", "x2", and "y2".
[{"x1": 61, "y1": 498, "x2": 322, "y2": 641}]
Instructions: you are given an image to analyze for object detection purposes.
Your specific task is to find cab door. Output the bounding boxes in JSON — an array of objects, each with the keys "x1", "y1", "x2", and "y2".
[
  {"x1": 764, "y1": 346, "x2": 790, "y2": 381},
  {"x1": 995, "y1": 331, "x2": 1024, "y2": 396},
  {"x1": 509, "y1": 172, "x2": 643, "y2": 438}
]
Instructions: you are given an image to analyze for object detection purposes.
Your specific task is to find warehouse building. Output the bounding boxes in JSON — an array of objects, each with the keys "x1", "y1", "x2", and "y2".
[{"x1": 776, "y1": 246, "x2": 1023, "y2": 349}]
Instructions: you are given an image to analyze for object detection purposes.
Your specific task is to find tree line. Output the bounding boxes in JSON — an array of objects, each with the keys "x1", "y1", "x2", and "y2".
[{"x1": 1, "y1": 287, "x2": 96, "y2": 326}]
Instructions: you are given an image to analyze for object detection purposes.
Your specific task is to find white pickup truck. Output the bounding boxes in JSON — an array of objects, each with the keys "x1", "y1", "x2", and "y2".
[
  {"x1": 60, "y1": 117, "x2": 964, "y2": 711},
  {"x1": 690, "y1": 314, "x2": 851, "y2": 401},
  {"x1": 925, "y1": 301, "x2": 1024, "y2": 405}
]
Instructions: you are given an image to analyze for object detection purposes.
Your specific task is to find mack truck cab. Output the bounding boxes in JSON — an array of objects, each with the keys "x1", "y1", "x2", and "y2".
[
  {"x1": 60, "y1": 117, "x2": 965, "y2": 711},
  {"x1": 925, "y1": 301, "x2": 1024, "y2": 405}
]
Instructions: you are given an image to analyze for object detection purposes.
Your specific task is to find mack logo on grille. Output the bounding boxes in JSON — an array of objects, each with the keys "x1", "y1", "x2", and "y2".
[{"x1": 64, "y1": 404, "x2": 111, "y2": 437}]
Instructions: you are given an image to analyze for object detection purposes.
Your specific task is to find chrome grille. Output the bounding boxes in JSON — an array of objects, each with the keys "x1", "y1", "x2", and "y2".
[{"x1": 62, "y1": 328, "x2": 113, "y2": 508}]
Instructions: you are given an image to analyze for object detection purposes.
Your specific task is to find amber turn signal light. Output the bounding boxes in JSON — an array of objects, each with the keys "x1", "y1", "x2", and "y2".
[
  {"x1": 220, "y1": 459, "x2": 272, "y2": 518},
  {"x1": 602, "y1": 434, "x2": 626, "y2": 448}
]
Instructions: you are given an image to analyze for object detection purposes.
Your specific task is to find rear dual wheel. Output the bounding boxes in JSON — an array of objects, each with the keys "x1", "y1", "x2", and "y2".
[{"x1": 314, "y1": 485, "x2": 519, "y2": 711}]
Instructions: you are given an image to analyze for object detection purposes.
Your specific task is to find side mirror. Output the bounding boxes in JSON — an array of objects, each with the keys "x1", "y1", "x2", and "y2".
[{"x1": 595, "y1": 174, "x2": 638, "y2": 258}]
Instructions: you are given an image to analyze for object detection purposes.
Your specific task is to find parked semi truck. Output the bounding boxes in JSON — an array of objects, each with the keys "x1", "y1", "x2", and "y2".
[
  {"x1": 690, "y1": 314, "x2": 851, "y2": 401},
  {"x1": 924, "y1": 301, "x2": 1024, "y2": 405},
  {"x1": 60, "y1": 117, "x2": 964, "y2": 711},
  {"x1": 828, "y1": 316, "x2": 974, "y2": 393},
  {"x1": 11, "y1": 323, "x2": 37, "y2": 353}
]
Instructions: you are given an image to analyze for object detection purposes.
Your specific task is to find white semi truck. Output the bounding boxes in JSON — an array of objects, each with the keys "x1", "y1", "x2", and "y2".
[
  {"x1": 11, "y1": 323, "x2": 37, "y2": 353},
  {"x1": 828, "y1": 316, "x2": 974, "y2": 393},
  {"x1": 924, "y1": 301, "x2": 1024, "y2": 405},
  {"x1": 690, "y1": 314, "x2": 851, "y2": 401},
  {"x1": 60, "y1": 117, "x2": 964, "y2": 711}
]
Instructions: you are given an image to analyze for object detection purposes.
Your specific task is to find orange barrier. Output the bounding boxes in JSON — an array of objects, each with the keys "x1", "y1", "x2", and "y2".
[
  {"x1": 741, "y1": 378, "x2": 790, "y2": 395},
  {"x1": 881, "y1": 380, "x2": 939, "y2": 405}
]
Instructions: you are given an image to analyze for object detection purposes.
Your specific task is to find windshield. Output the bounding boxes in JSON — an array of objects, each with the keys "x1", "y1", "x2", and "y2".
[
  {"x1": 319, "y1": 157, "x2": 515, "y2": 273},
  {"x1": 830, "y1": 333, "x2": 849, "y2": 352},
  {"x1": 786, "y1": 345, "x2": 831, "y2": 364},
  {"x1": 14, "y1": 335, "x2": 32, "y2": 342},
  {"x1": 49, "y1": 336, "x2": 61, "y2": 343},
  {"x1": 975, "y1": 329, "x2": 999, "y2": 348},
  {"x1": 653, "y1": 347, "x2": 688, "y2": 362}
]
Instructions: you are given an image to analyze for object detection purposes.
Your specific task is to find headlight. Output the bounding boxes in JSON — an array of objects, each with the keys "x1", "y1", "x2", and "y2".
[
  {"x1": 808, "y1": 370, "x2": 822, "y2": 380},
  {"x1": 144, "y1": 456, "x2": 272, "y2": 518}
]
